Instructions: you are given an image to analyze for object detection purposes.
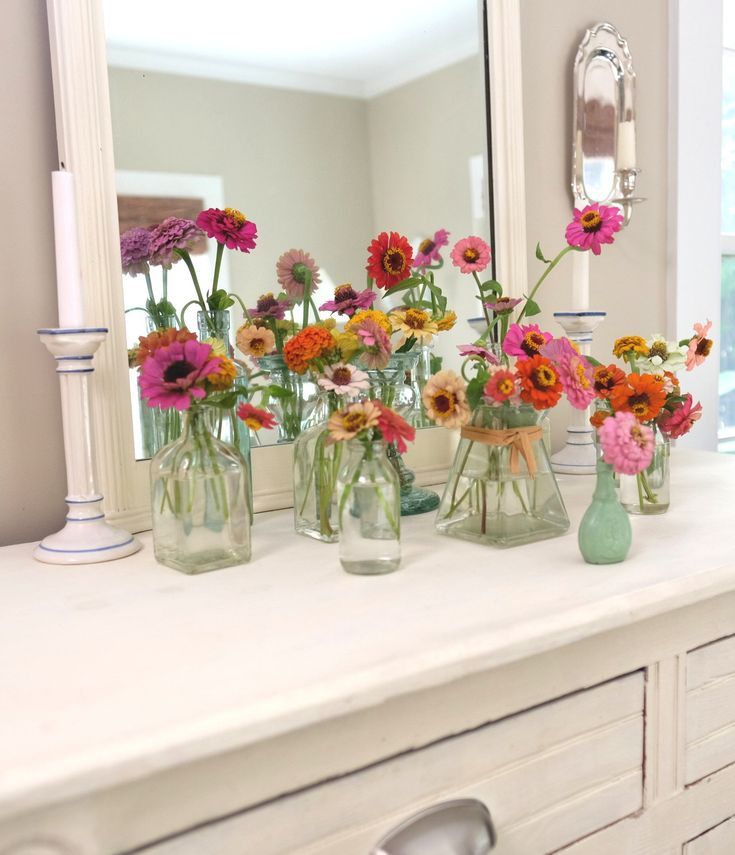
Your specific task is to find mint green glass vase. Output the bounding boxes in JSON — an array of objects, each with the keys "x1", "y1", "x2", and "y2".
[{"x1": 578, "y1": 460, "x2": 632, "y2": 564}]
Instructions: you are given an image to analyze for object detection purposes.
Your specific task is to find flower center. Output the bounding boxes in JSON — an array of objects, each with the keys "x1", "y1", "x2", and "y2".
[
  {"x1": 163, "y1": 360, "x2": 195, "y2": 383},
  {"x1": 581, "y1": 211, "x2": 602, "y2": 232},
  {"x1": 224, "y1": 207, "x2": 246, "y2": 227},
  {"x1": 432, "y1": 391, "x2": 455, "y2": 414},
  {"x1": 521, "y1": 331, "x2": 546, "y2": 356},
  {"x1": 631, "y1": 424, "x2": 648, "y2": 449},
  {"x1": 343, "y1": 412, "x2": 368, "y2": 432},
  {"x1": 628, "y1": 394, "x2": 651, "y2": 417},
  {"x1": 332, "y1": 367, "x2": 352, "y2": 386},
  {"x1": 383, "y1": 247, "x2": 407, "y2": 275},
  {"x1": 257, "y1": 293, "x2": 278, "y2": 312},
  {"x1": 697, "y1": 337, "x2": 713, "y2": 357},
  {"x1": 404, "y1": 308, "x2": 429, "y2": 329},
  {"x1": 498, "y1": 378, "x2": 514, "y2": 396},
  {"x1": 649, "y1": 341, "x2": 669, "y2": 361},
  {"x1": 575, "y1": 361, "x2": 591, "y2": 388},
  {"x1": 533, "y1": 365, "x2": 557, "y2": 388},
  {"x1": 419, "y1": 238, "x2": 436, "y2": 255},
  {"x1": 250, "y1": 336, "x2": 267, "y2": 356},
  {"x1": 335, "y1": 284, "x2": 357, "y2": 302},
  {"x1": 462, "y1": 247, "x2": 479, "y2": 263},
  {"x1": 291, "y1": 261, "x2": 310, "y2": 284}
]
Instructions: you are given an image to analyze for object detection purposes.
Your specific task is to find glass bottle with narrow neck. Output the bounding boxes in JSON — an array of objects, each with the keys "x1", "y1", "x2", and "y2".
[{"x1": 578, "y1": 459, "x2": 632, "y2": 563}]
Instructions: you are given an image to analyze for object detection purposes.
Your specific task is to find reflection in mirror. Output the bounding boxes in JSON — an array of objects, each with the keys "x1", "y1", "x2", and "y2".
[{"x1": 103, "y1": 0, "x2": 493, "y2": 457}]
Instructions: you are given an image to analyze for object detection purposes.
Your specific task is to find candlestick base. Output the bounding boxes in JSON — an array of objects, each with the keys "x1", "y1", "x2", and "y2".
[{"x1": 35, "y1": 327, "x2": 140, "y2": 565}]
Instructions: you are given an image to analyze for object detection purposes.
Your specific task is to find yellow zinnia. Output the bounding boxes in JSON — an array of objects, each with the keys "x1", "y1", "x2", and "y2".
[
  {"x1": 207, "y1": 355, "x2": 237, "y2": 390},
  {"x1": 331, "y1": 329, "x2": 361, "y2": 362},
  {"x1": 346, "y1": 309, "x2": 392, "y2": 335},
  {"x1": 436, "y1": 310, "x2": 457, "y2": 332},
  {"x1": 390, "y1": 307, "x2": 439, "y2": 344},
  {"x1": 612, "y1": 335, "x2": 648, "y2": 359}
]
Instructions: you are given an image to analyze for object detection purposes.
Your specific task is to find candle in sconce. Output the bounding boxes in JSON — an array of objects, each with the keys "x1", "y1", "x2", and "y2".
[
  {"x1": 51, "y1": 170, "x2": 85, "y2": 328},
  {"x1": 571, "y1": 249, "x2": 590, "y2": 312},
  {"x1": 616, "y1": 120, "x2": 637, "y2": 171}
]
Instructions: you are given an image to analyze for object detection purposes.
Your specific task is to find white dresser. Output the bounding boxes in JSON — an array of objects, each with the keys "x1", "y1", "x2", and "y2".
[{"x1": 2, "y1": 450, "x2": 735, "y2": 854}]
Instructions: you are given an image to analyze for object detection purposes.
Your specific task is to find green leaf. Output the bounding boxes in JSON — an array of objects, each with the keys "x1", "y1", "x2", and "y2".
[
  {"x1": 396, "y1": 335, "x2": 417, "y2": 353},
  {"x1": 586, "y1": 355, "x2": 603, "y2": 367},
  {"x1": 535, "y1": 242, "x2": 551, "y2": 264},
  {"x1": 208, "y1": 289, "x2": 235, "y2": 311},
  {"x1": 480, "y1": 279, "x2": 503, "y2": 297},
  {"x1": 157, "y1": 299, "x2": 177, "y2": 317},
  {"x1": 466, "y1": 376, "x2": 486, "y2": 411},
  {"x1": 523, "y1": 298, "x2": 541, "y2": 317},
  {"x1": 383, "y1": 276, "x2": 424, "y2": 296},
  {"x1": 266, "y1": 384, "x2": 294, "y2": 399},
  {"x1": 429, "y1": 354, "x2": 444, "y2": 374}
]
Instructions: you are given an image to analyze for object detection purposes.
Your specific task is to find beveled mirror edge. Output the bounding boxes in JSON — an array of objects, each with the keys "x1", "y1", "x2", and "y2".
[{"x1": 45, "y1": 0, "x2": 528, "y2": 531}]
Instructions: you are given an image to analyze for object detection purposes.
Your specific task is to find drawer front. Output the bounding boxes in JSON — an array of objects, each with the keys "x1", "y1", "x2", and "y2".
[
  {"x1": 684, "y1": 815, "x2": 735, "y2": 855},
  {"x1": 141, "y1": 672, "x2": 644, "y2": 855},
  {"x1": 686, "y1": 635, "x2": 735, "y2": 783}
]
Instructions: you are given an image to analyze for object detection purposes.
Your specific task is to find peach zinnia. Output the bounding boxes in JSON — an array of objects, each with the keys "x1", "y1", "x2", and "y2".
[
  {"x1": 236, "y1": 323, "x2": 275, "y2": 358},
  {"x1": 422, "y1": 370, "x2": 471, "y2": 428},
  {"x1": 327, "y1": 401, "x2": 381, "y2": 443}
]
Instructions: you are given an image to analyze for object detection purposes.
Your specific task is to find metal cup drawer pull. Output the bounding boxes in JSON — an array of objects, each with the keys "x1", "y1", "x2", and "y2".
[{"x1": 371, "y1": 798, "x2": 496, "y2": 855}]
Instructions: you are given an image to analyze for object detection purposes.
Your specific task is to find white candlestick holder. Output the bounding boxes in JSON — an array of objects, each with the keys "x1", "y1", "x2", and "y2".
[
  {"x1": 35, "y1": 327, "x2": 140, "y2": 564},
  {"x1": 550, "y1": 311, "x2": 607, "y2": 476}
]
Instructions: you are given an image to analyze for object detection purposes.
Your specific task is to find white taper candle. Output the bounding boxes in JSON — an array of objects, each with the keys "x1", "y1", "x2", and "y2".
[
  {"x1": 52, "y1": 170, "x2": 85, "y2": 327},
  {"x1": 571, "y1": 249, "x2": 590, "y2": 311},
  {"x1": 616, "y1": 120, "x2": 637, "y2": 171}
]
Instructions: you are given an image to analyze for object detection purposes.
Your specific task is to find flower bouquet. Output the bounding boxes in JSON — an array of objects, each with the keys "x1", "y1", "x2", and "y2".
[{"x1": 590, "y1": 321, "x2": 713, "y2": 514}]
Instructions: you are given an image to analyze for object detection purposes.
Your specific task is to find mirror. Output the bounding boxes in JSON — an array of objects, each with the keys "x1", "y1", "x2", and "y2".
[
  {"x1": 45, "y1": 0, "x2": 527, "y2": 528},
  {"x1": 102, "y1": 0, "x2": 495, "y2": 455}
]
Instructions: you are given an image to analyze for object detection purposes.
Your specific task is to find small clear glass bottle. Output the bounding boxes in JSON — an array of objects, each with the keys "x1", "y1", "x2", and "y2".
[
  {"x1": 151, "y1": 407, "x2": 251, "y2": 573},
  {"x1": 619, "y1": 424, "x2": 670, "y2": 514},
  {"x1": 337, "y1": 439, "x2": 401, "y2": 575}
]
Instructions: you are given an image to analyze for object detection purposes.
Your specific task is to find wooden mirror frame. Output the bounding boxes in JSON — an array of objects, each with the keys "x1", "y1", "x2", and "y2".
[{"x1": 45, "y1": 0, "x2": 528, "y2": 532}]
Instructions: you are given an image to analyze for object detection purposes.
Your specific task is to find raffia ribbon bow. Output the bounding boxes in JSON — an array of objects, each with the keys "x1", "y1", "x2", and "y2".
[{"x1": 459, "y1": 424, "x2": 544, "y2": 479}]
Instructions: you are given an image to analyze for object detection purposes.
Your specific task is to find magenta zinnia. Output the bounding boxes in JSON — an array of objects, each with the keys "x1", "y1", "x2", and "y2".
[
  {"x1": 196, "y1": 207, "x2": 257, "y2": 253},
  {"x1": 120, "y1": 227, "x2": 152, "y2": 276},
  {"x1": 276, "y1": 248, "x2": 321, "y2": 299},
  {"x1": 413, "y1": 228, "x2": 450, "y2": 268},
  {"x1": 320, "y1": 284, "x2": 376, "y2": 316},
  {"x1": 657, "y1": 394, "x2": 702, "y2": 439},
  {"x1": 565, "y1": 203, "x2": 623, "y2": 256},
  {"x1": 139, "y1": 340, "x2": 221, "y2": 411},
  {"x1": 503, "y1": 323, "x2": 553, "y2": 360}
]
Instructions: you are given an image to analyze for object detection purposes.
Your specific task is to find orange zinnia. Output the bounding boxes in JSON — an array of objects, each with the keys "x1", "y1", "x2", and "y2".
[
  {"x1": 134, "y1": 327, "x2": 196, "y2": 367},
  {"x1": 593, "y1": 363, "x2": 627, "y2": 399},
  {"x1": 283, "y1": 325, "x2": 335, "y2": 374},
  {"x1": 516, "y1": 355, "x2": 563, "y2": 410},
  {"x1": 609, "y1": 373, "x2": 667, "y2": 422}
]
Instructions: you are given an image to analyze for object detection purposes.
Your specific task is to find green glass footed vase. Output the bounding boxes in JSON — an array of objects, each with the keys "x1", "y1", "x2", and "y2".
[{"x1": 578, "y1": 460, "x2": 632, "y2": 564}]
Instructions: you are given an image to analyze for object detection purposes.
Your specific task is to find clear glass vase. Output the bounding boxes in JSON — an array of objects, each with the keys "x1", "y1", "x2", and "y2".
[
  {"x1": 619, "y1": 424, "x2": 670, "y2": 514},
  {"x1": 257, "y1": 352, "x2": 319, "y2": 442},
  {"x1": 435, "y1": 403, "x2": 570, "y2": 547},
  {"x1": 578, "y1": 459, "x2": 632, "y2": 563},
  {"x1": 337, "y1": 439, "x2": 401, "y2": 575},
  {"x1": 151, "y1": 407, "x2": 251, "y2": 573}
]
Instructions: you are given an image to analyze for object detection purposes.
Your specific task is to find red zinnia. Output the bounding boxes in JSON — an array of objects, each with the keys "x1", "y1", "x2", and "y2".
[
  {"x1": 366, "y1": 231, "x2": 414, "y2": 290},
  {"x1": 375, "y1": 401, "x2": 415, "y2": 453},
  {"x1": 516, "y1": 355, "x2": 563, "y2": 410}
]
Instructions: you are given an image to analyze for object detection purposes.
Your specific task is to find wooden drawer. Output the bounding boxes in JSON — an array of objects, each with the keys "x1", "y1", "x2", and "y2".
[
  {"x1": 686, "y1": 635, "x2": 735, "y2": 783},
  {"x1": 141, "y1": 672, "x2": 644, "y2": 855},
  {"x1": 684, "y1": 815, "x2": 735, "y2": 854}
]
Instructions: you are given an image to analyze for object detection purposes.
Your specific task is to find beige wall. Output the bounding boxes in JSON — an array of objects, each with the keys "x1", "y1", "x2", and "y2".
[
  {"x1": 0, "y1": 0, "x2": 66, "y2": 546},
  {"x1": 519, "y1": 0, "x2": 669, "y2": 448}
]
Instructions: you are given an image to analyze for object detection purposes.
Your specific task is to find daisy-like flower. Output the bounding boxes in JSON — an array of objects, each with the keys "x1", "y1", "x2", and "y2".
[
  {"x1": 483, "y1": 366, "x2": 521, "y2": 406},
  {"x1": 613, "y1": 336, "x2": 649, "y2": 359},
  {"x1": 450, "y1": 236, "x2": 491, "y2": 274},
  {"x1": 503, "y1": 323, "x2": 553, "y2": 360},
  {"x1": 436, "y1": 310, "x2": 457, "y2": 331},
  {"x1": 249, "y1": 292, "x2": 291, "y2": 320},
  {"x1": 375, "y1": 401, "x2": 416, "y2": 453},
  {"x1": 422, "y1": 370, "x2": 471, "y2": 428},
  {"x1": 196, "y1": 207, "x2": 257, "y2": 253},
  {"x1": 390, "y1": 307, "x2": 439, "y2": 345},
  {"x1": 319, "y1": 284, "x2": 376, "y2": 317},
  {"x1": 366, "y1": 231, "x2": 414, "y2": 289},
  {"x1": 276, "y1": 248, "x2": 321, "y2": 300},
  {"x1": 686, "y1": 319, "x2": 714, "y2": 371},
  {"x1": 327, "y1": 400, "x2": 381, "y2": 443},
  {"x1": 593, "y1": 363, "x2": 627, "y2": 399},
  {"x1": 609, "y1": 373, "x2": 667, "y2": 422},
  {"x1": 236, "y1": 323, "x2": 276, "y2": 358},
  {"x1": 598, "y1": 411, "x2": 655, "y2": 475},
  {"x1": 139, "y1": 340, "x2": 221, "y2": 411},
  {"x1": 120, "y1": 227, "x2": 152, "y2": 276},
  {"x1": 516, "y1": 355, "x2": 563, "y2": 410},
  {"x1": 413, "y1": 228, "x2": 450, "y2": 268},
  {"x1": 457, "y1": 343, "x2": 500, "y2": 364},
  {"x1": 318, "y1": 363, "x2": 370, "y2": 396},
  {"x1": 565, "y1": 203, "x2": 624, "y2": 255},
  {"x1": 149, "y1": 217, "x2": 204, "y2": 268},
  {"x1": 484, "y1": 296, "x2": 522, "y2": 315},
  {"x1": 657, "y1": 394, "x2": 702, "y2": 439},
  {"x1": 346, "y1": 309, "x2": 393, "y2": 336},
  {"x1": 637, "y1": 335, "x2": 688, "y2": 373},
  {"x1": 556, "y1": 351, "x2": 596, "y2": 410},
  {"x1": 236, "y1": 402, "x2": 277, "y2": 431},
  {"x1": 133, "y1": 327, "x2": 197, "y2": 368},
  {"x1": 355, "y1": 320, "x2": 392, "y2": 370},
  {"x1": 283, "y1": 325, "x2": 335, "y2": 374}
]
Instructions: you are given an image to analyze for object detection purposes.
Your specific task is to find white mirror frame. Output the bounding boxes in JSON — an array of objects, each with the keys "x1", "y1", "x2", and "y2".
[{"x1": 45, "y1": 0, "x2": 528, "y2": 532}]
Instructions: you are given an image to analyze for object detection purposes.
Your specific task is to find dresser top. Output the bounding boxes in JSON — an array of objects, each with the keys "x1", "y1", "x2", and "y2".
[{"x1": 2, "y1": 450, "x2": 735, "y2": 820}]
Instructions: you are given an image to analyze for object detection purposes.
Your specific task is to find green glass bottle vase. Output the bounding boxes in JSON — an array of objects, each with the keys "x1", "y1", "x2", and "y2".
[{"x1": 578, "y1": 460, "x2": 632, "y2": 564}]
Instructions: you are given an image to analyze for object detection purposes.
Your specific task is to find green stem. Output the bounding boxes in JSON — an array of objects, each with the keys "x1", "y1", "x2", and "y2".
[
  {"x1": 162, "y1": 267, "x2": 168, "y2": 303},
  {"x1": 517, "y1": 245, "x2": 578, "y2": 323},
  {"x1": 472, "y1": 271, "x2": 492, "y2": 327},
  {"x1": 176, "y1": 249, "x2": 213, "y2": 333},
  {"x1": 212, "y1": 242, "x2": 224, "y2": 293},
  {"x1": 302, "y1": 269, "x2": 313, "y2": 329}
]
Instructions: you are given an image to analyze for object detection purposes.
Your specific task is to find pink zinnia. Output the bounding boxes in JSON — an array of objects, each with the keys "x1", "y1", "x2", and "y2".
[
  {"x1": 483, "y1": 367, "x2": 521, "y2": 405},
  {"x1": 457, "y1": 343, "x2": 499, "y2": 364},
  {"x1": 450, "y1": 235, "x2": 491, "y2": 274},
  {"x1": 557, "y1": 352, "x2": 596, "y2": 409},
  {"x1": 484, "y1": 296, "x2": 522, "y2": 315},
  {"x1": 320, "y1": 284, "x2": 376, "y2": 316},
  {"x1": 685, "y1": 319, "x2": 714, "y2": 371},
  {"x1": 503, "y1": 323, "x2": 553, "y2": 360},
  {"x1": 139, "y1": 340, "x2": 221, "y2": 411},
  {"x1": 565, "y1": 203, "x2": 624, "y2": 256},
  {"x1": 657, "y1": 394, "x2": 702, "y2": 439},
  {"x1": 120, "y1": 227, "x2": 152, "y2": 276},
  {"x1": 196, "y1": 207, "x2": 257, "y2": 253},
  {"x1": 355, "y1": 320, "x2": 392, "y2": 370},
  {"x1": 598, "y1": 411, "x2": 655, "y2": 475},
  {"x1": 276, "y1": 248, "x2": 321, "y2": 299},
  {"x1": 375, "y1": 402, "x2": 415, "y2": 453},
  {"x1": 414, "y1": 229, "x2": 450, "y2": 268},
  {"x1": 149, "y1": 217, "x2": 204, "y2": 268}
]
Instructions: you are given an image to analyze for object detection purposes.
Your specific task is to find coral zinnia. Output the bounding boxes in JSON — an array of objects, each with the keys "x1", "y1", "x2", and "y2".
[
  {"x1": 375, "y1": 401, "x2": 415, "y2": 453},
  {"x1": 149, "y1": 217, "x2": 204, "y2": 268},
  {"x1": 516, "y1": 355, "x2": 563, "y2": 409},
  {"x1": 609, "y1": 373, "x2": 667, "y2": 422},
  {"x1": 413, "y1": 228, "x2": 450, "y2": 268},
  {"x1": 317, "y1": 363, "x2": 370, "y2": 396},
  {"x1": 390, "y1": 307, "x2": 439, "y2": 345},
  {"x1": 276, "y1": 248, "x2": 321, "y2": 300},
  {"x1": 422, "y1": 370, "x2": 471, "y2": 428},
  {"x1": 599, "y1": 411, "x2": 655, "y2": 475},
  {"x1": 593, "y1": 363, "x2": 627, "y2": 399},
  {"x1": 319, "y1": 284, "x2": 376, "y2": 317},
  {"x1": 450, "y1": 236, "x2": 491, "y2": 274},
  {"x1": 196, "y1": 207, "x2": 257, "y2": 253},
  {"x1": 237, "y1": 403, "x2": 277, "y2": 431},
  {"x1": 657, "y1": 393, "x2": 702, "y2": 439},
  {"x1": 139, "y1": 340, "x2": 221, "y2": 411},
  {"x1": 327, "y1": 400, "x2": 381, "y2": 443},
  {"x1": 366, "y1": 231, "x2": 414, "y2": 289},
  {"x1": 236, "y1": 323, "x2": 276, "y2": 358},
  {"x1": 134, "y1": 327, "x2": 197, "y2": 368},
  {"x1": 503, "y1": 323, "x2": 553, "y2": 360},
  {"x1": 565, "y1": 203, "x2": 623, "y2": 255},
  {"x1": 484, "y1": 367, "x2": 521, "y2": 406},
  {"x1": 283, "y1": 325, "x2": 335, "y2": 374},
  {"x1": 686, "y1": 319, "x2": 714, "y2": 371},
  {"x1": 120, "y1": 227, "x2": 152, "y2": 276}
]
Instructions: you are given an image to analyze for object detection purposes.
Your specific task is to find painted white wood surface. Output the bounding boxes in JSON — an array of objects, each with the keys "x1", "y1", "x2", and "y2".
[{"x1": 685, "y1": 815, "x2": 735, "y2": 855}]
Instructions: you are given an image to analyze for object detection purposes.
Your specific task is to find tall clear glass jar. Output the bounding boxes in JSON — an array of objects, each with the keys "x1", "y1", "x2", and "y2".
[
  {"x1": 151, "y1": 406, "x2": 251, "y2": 573},
  {"x1": 257, "y1": 353, "x2": 319, "y2": 442},
  {"x1": 337, "y1": 439, "x2": 401, "y2": 575},
  {"x1": 619, "y1": 424, "x2": 670, "y2": 514}
]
